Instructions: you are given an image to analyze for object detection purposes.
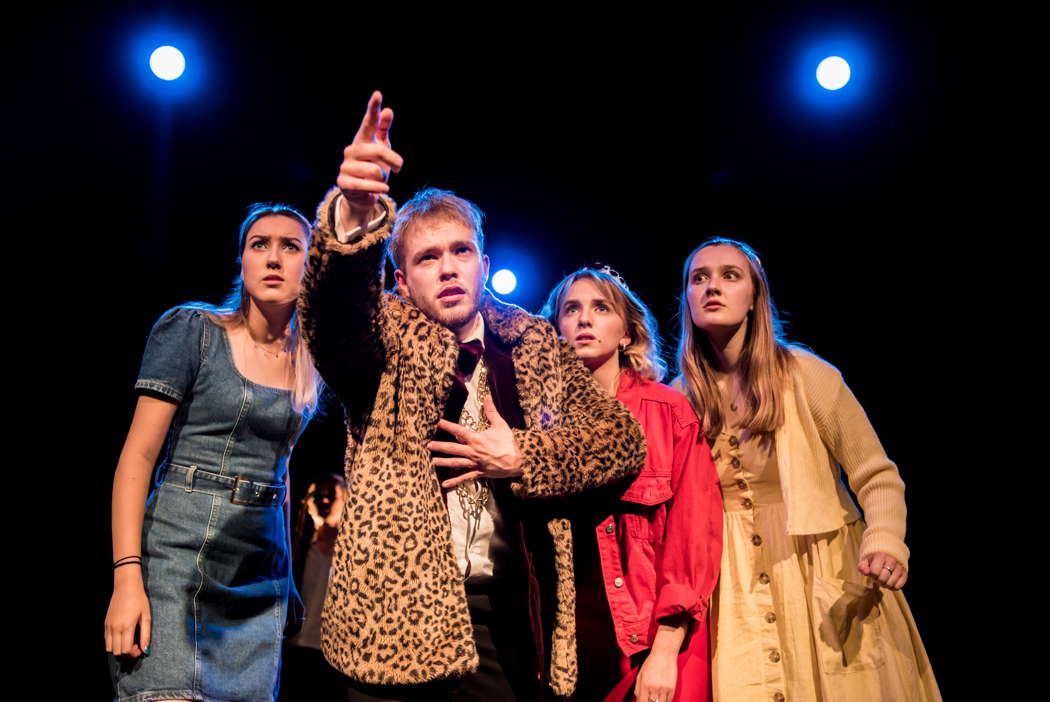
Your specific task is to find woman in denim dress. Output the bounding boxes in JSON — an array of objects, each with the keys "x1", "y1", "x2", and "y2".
[{"x1": 105, "y1": 204, "x2": 322, "y2": 702}]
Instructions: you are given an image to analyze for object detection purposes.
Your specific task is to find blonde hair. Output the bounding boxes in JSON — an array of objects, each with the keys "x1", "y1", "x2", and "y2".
[
  {"x1": 191, "y1": 203, "x2": 322, "y2": 417},
  {"x1": 209, "y1": 306, "x2": 321, "y2": 417},
  {"x1": 675, "y1": 238, "x2": 795, "y2": 437},
  {"x1": 543, "y1": 267, "x2": 667, "y2": 382},
  {"x1": 388, "y1": 187, "x2": 485, "y2": 270}
]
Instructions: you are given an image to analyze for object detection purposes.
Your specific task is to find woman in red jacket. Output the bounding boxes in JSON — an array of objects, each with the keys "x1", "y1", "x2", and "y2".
[{"x1": 543, "y1": 267, "x2": 723, "y2": 702}]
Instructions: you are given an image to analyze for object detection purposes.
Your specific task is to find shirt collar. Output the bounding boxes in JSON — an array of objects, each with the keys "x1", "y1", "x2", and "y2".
[{"x1": 459, "y1": 312, "x2": 485, "y2": 349}]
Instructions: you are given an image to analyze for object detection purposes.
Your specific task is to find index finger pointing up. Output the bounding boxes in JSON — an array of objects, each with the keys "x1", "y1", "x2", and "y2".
[
  {"x1": 353, "y1": 90, "x2": 384, "y2": 144},
  {"x1": 375, "y1": 106, "x2": 394, "y2": 148}
]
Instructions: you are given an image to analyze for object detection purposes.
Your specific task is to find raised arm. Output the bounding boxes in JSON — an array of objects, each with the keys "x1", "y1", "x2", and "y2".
[{"x1": 297, "y1": 92, "x2": 403, "y2": 418}]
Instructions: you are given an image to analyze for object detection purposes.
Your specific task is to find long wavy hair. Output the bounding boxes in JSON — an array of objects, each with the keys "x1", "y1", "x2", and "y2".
[
  {"x1": 188, "y1": 203, "x2": 322, "y2": 417},
  {"x1": 542, "y1": 267, "x2": 667, "y2": 382},
  {"x1": 675, "y1": 238, "x2": 795, "y2": 437}
]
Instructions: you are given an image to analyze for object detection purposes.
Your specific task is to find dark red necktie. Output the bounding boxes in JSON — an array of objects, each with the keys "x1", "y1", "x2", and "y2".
[
  {"x1": 455, "y1": 339, "x2": 483, "y2": 384},
  {"x1": 433, "y1": 340, "x2": 484, "y2": 477}
]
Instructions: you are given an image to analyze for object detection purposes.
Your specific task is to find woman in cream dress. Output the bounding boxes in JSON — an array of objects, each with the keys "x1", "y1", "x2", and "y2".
[{"x1": 674, "y1": 238, "x2": 940, "y2": 702}]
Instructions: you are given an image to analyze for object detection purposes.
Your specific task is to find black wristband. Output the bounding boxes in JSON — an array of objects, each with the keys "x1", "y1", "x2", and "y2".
[
  {"x1": 113, "y1": 555, "x2": 142, "y2": 569},
  {"x1": 113, "y1": 560, "x2": 142, "y2": 571}
]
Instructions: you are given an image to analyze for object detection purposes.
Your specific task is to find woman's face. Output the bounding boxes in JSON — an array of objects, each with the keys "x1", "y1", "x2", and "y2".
[
  {"x1": 311, "y1": 480, "x2": 345, "y2": 519},
  {"x1": 241, "y1": 215, "x2": 309, "y2": 307},
  {"x1": 686, "y1": 245, "x2": 755, "y2": 334},
  {"x1": 556, "y1": 278, "x2": 630, "y2": 372}
]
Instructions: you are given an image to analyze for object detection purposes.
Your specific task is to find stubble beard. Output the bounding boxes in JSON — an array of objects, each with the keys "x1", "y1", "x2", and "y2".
[{"x1": 410, "y1": 286, "x2": 484, "y2": 334}]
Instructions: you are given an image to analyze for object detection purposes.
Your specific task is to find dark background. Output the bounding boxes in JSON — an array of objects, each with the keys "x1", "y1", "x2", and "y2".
[{"x1": 15, "y1": 2, "x2": 981, "y2": 697}]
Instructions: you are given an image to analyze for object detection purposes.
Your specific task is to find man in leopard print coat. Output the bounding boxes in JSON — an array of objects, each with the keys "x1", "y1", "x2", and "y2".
[{"x1": 297, "y1": 93, "x2": 646, "y2": 699}]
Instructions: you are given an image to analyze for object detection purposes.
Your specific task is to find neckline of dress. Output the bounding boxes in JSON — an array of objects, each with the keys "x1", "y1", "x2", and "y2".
[{"x1": 206, "y1": 316, "x2": 295, "y2": 394}]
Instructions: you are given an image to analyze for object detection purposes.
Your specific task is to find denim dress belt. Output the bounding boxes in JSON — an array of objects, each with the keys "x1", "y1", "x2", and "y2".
[{"x1": 165, "y1": 463, "x2": 285, "y2": 507}]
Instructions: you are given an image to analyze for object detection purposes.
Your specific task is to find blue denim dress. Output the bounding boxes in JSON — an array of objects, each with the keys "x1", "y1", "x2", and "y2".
[{"x1": 110, "y1": 307, "x2": 306, "y2": 702}]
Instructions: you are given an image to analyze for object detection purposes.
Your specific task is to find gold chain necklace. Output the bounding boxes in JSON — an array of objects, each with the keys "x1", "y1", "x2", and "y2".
[
  {"x1": 456, "y1": 362, "x2": 491, "y2": 581},
  {"x1": 251, "y1": 336, "x2": 288, "y2": 359}
]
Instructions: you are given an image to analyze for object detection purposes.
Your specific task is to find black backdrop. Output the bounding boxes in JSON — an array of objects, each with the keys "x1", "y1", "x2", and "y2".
[{"x1": 13, "y1": 3, "x2": 982, "y2": 697}]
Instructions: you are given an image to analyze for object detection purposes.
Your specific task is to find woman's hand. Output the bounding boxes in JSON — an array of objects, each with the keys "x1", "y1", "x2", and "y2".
[
  {"x1": 105, "y1": 570, "x2": 151, "y2": 658},
  {"x1": 858, "y1": 551, "x2": 908, "y2": 590},
  {"x1": 306, "y1": 493, "x2": 324, "y2": 530},
  {"x1": 326, "y1": 488, "x2": 347, "y2": 528},
  {"x1": 634, "y1": 649, "x2": 678, "y2": 702}
]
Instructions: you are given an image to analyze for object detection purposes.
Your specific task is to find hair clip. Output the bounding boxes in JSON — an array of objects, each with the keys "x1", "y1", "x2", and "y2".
[{"x1": 591, "y1": 262, "x2": 629, "y2": 289}]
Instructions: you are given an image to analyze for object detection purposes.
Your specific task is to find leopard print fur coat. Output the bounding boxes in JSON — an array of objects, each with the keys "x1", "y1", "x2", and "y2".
[{"x1": 298, "y1": 188, "x2": 646, "y2": 694}]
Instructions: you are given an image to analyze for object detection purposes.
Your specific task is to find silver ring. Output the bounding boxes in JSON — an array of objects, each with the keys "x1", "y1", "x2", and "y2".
[{"x1": 882, "y1": 566, "x2": 894, "y2": 573}]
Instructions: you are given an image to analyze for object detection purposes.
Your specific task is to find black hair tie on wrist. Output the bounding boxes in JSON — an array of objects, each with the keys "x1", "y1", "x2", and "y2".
[
  {"x1": 113, "y1": 560, "x2": 143, "y2": 570},
  {"x1": 113, "y1": 555, "x2": 143, "y2": 570}
]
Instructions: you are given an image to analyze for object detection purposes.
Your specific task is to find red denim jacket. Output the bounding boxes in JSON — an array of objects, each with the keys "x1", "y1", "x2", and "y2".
[{"x1": 595, "y1": 370, "x2": 723, "y2": 658}]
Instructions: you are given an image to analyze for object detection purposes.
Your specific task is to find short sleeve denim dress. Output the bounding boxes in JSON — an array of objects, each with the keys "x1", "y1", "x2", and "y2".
[{"x1": 110, "y1": 307, "x2": 306, "y2": 702}]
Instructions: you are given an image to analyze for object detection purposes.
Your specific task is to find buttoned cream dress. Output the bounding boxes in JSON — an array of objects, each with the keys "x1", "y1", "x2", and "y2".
[{"x1": 705, "y1": 350, "x2": 941, "y2": 702}]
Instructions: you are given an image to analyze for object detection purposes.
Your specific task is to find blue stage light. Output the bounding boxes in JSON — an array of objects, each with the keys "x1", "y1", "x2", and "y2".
[
  {"x1": 129, "y1": 27, "x2": 206, "y2": 100},
  {"x1": 816, "y1": 56, "x2": 850, "y2": 90},
  {"x1": 150, "y1": 46, "x2": 186, "y2": 80},
  {"x1": 487, "y1": 242, "x2": 539, "y2": 303},
  {"x1": 492, "y1": 269, "x2": 517, "y2": 295},
  {"x1": 791, "y1": 32, "x2": 874, "y2": 115}
]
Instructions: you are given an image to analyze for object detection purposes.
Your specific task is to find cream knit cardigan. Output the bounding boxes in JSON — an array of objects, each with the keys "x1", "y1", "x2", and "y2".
[{"x1": 776, "y1": 348, "x2": 909, "y2": 568}]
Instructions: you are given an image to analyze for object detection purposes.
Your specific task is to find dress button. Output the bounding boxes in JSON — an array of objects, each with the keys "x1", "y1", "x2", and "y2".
[
  {"x1": 769, "y1": 649, "x2": 781, "y2": 663},
  {"x1": 773, "y1": 693, "x2": 785, "y2": 702},
  {"x1": 758, "y1": 572, "x2": 770, "y2": 584},
  {"x1": 605, "y1": 523, "x2": 615, "y2": 534},
  {"x1": 736, "y1": 479, "x2": 748, "y2": 490},
  {"x1": 765, "y1": 612, "x2": 777, "y2": 623},
  {"x1": 752, "y1": 534, "x2": 762, "y2": 546},
  {"x1": 741, "y1": 497, "x2": 753, "y2": 509},
  {"x1": 613, "y1": 577, "x2": 624, "y2": 588},
  {"x1": 630, "y1": 634, "x2": 639, "y2": 643},
  {"x1": 731, "y1": 457, "x2": 741, "y2": 468},
  {"x1": 728, "y1": 435, "x2": 739, "y2": 447}
]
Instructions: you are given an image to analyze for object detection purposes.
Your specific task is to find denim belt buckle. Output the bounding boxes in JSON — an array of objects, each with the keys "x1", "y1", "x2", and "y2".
[{"x1": 231, "y1": 476, "x2": 252, "y2": 505}]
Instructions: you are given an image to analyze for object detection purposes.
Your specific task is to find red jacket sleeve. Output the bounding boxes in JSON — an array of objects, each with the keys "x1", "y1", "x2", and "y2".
[{"x1": 653, "y1": 405, "x2": 724, "y2": 624}]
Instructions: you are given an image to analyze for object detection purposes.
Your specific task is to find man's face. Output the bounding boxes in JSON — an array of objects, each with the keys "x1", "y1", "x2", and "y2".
[{"x1": 394, "y1": 218, "x2": 489, "y2": 335}]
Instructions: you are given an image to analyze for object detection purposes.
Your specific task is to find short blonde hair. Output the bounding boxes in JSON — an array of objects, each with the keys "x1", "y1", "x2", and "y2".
[
  {"x1": 542, "y1": 267, "x2": 667, "y2": 382},
  {"x1": 388, "y1": 187, "x2": 485, "y2": 270}
]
